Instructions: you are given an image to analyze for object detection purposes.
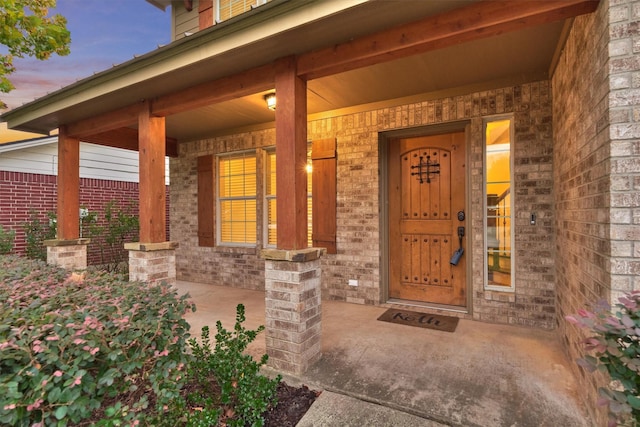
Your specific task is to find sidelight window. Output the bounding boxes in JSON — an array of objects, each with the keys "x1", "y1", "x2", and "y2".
[{"x1": 484, "y1": 118, "x2": 514, "y2": 290}]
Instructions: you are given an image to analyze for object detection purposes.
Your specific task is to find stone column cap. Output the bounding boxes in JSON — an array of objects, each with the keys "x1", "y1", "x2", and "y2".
[
  {"x1": 261, "y1": 247, "x2": 326, "y2": 262},
  {"x1": 44, "y1": 238, "x2": 91, "y2": 247},
  {"x1": 124, "y1": 241, "x2": 179, "y2": 252}
]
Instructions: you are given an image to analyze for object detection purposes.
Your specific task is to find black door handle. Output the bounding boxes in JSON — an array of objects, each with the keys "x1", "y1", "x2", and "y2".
[{"x1": 450, "y1": 226, "x2": 465, "y2": 266}]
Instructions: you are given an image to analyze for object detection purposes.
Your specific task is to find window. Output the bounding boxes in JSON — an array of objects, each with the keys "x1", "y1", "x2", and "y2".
[
  {"x1": 484, "y1": 118, "x2": 514, "y2": 290},
  {"x1": 216, "y1": 0, "x2": 267, "y2": 22},
  {"x1": 218, "y1": 152, "x2": 257, "y2": 245},
  {"x1": 265, "y1": 149, "x2": 312, "y2": 247}
]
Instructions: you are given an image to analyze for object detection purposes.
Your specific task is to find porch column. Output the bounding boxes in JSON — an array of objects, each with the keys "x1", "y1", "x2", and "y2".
[
  {"x1": 275, "y1": 56, "x2": 308, "y2": 250},
  {"x1": 262, "y1": 248, "x2": 324, "y2": 375},
  {"x1": 263, "y1": 57, "x2": 322, "y2": 375},
  {"x1": 45, "y1": 125, "x2": 89, "y2": 270},
  {"x1": 126, "y1": 102, "x2": 177, "y2": 284}
]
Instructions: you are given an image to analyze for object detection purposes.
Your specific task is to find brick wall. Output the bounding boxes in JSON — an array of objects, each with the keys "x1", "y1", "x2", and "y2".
[
  {"x1": 552, "y1": 1, "x2": 613, "y2": 424},
  {"x1": 172, "y1": 80, "x2": 556, "y2": 329},
  {"x1": 608, "y1": 0, "x2": 640, "y2": 299},
  {"x1": 0, "y1": 172, "x2": 57, "y2": 254},
  {"x1": 0, "y1": 171, "x2": 170, "y2": 265}
]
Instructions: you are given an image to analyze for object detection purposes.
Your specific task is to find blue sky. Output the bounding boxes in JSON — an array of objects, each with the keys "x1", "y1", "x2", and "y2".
[{"x1": 2, "y1": 0, "x2": 171, "y2": 111}]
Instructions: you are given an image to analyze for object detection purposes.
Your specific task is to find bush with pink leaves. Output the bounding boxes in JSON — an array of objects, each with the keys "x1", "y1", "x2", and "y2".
[
  {"x1": 0, "y1": 255, "x2": 195, "y2": 426},
  {"x1": 567, "y1": 290, "x2": 640, "y2": 427}
]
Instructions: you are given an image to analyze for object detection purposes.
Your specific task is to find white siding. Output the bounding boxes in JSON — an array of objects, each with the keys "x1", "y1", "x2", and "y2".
[{"x1": 0, "y1": 139, "x2": 170, "y2": 184}]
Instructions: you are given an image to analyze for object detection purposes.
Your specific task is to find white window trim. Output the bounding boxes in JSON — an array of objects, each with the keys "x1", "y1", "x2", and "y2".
[
  {"x1": 483, "y1": 115, "x2": 515, "y2": 292},
  {"x1": 216, "y1": 150, "x2": 257, "y2": 247}
]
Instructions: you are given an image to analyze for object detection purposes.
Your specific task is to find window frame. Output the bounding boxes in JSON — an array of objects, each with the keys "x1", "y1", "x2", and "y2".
[
  {"x1": 483, "y1": 115, "x2": 515, "y2": 292},
  {"x1": 215, "y1": 0, "x2": 267, "y2": 23},
  {"x1": 263, "y1": 146, "x2": 312, "y2": 248},
  {"x1": 216, "y1": 150, "x2": 257, "y2": 247}
]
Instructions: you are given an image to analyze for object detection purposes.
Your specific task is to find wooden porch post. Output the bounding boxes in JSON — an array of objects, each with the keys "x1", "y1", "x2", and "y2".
[
  {"x1": 263, "y1": 57, "x2": 322, "y2": 375},
  {"x1": 138, "y1": 101, "x2": 166, "y2": 243},
  {"x1": 57, "y1": 125, "x2": 80, "y2": 240},
  {"x1": 125, "y1": 101, "x2": 177, "y2": 284},
  {"x1": 44, "y1": 125, "x2": 89, "y2": 270},
  {"x1": 275, "y1": 56, "x2": 308, "y2": 250}
]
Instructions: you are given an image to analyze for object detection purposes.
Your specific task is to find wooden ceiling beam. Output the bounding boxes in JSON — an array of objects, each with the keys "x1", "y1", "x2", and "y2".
[
  {"x1": 81, "y1": 127, "x2": 179, "y2": 157},
  {"x1": 66, "y1": 103, "x2": 144, "y2": 138},
  {"x1": 297, "y1": 0, "x2": 600, "y2": 80},
  {"x1": 151, "y1": 63, "x2": 276, "y2": 117}
]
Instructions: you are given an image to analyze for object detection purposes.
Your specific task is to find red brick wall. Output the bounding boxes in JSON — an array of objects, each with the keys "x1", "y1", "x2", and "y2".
[{"x1": 0, "y1": 171, "x2": 170, "y2": 265}]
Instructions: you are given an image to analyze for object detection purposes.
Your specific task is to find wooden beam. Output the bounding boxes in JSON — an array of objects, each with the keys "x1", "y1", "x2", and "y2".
[
  {"x1": 151, "y1": 63, "x2": 275, "y2": 117},
  {"x1": 81, "y1": 127, "x2": 179, "y2": 157},
  {"x1": 297, "y1": 0, "x2": 600, "y2": 80},
  {"x1": 138, "y1": 102, "x2": 167, "y2": 243},
  {"x1": 275, "y1": 56, "x2": 308, "y2": 250},
  {"x1": 64, "y1": 63, "x2": 274, "y2": 140},
  {"x1": 66, "y1": 103, "x2": 143, "y2": 138},
  {"x1": 57, "y1": 125, "x2": 80, "y2": 240}
]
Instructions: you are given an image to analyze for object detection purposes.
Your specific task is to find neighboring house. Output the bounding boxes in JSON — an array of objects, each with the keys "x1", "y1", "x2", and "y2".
[
  {"x1": 1, "y1": 0, "x2": 631, "y2": 423},
  {"x1": 0, "y1": 135, "x2": 170, "y2": 263}
]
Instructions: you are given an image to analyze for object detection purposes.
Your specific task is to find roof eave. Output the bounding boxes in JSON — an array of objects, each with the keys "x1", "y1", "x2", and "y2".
[{"x1": 2, "y1": 0, "x2": 369, "y2": 133}]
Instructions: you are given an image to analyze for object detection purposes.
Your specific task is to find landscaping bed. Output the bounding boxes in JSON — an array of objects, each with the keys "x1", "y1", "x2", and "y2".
[{"x1": 0, "y1": 255, "x2": 318, "y2": 426}]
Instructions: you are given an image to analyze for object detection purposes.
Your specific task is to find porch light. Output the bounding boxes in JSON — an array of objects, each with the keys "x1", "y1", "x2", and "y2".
[{"x1": 264, "y1": 92, "x2": 276, "y2": 110}]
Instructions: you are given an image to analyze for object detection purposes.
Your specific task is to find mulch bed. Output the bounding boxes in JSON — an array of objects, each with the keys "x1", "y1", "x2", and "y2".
[{"x1": 262, "y1": 382, "x2": 320, "y2": 427}]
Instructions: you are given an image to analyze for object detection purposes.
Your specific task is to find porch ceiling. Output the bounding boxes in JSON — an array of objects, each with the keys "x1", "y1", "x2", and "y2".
[
  {"x1": 1, "y1": 0, "x2": 572, "y2": 142},
  {"x1": 168, "y1": 21, "x2": 564, "y2": 141}
]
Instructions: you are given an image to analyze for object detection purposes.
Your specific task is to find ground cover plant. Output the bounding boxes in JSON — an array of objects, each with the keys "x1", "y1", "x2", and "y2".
[
  {"x1": 0, "y1": 255, "x2": 318, "y2": 426},
  {"x1": 567, "y1": 291, "x2": 640, "y2": 427},
  {"x1": 0, "y1": 255, "x2": 194, "y2": 425}
]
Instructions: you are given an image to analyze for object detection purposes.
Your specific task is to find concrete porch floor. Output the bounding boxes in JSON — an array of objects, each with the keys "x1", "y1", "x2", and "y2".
[{"x1": 174, "y1": 280, "x2": 593, "y2": 427}]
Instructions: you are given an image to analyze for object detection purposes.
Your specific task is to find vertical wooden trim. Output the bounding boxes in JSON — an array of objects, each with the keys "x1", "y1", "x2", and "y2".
[
  {"x1": 275, "y1": 56, "x2": 308, "y2": 250},
  {"x1": 138, "y1": 101, "x2": 167, "y2": 243},
  {"x1": 199, "y1": 0, "x2": 214, "y2": 30},
  {"x1": 197, "y1": 154, "x2": 215, "y2": 247},
  {"x1": 57, "y1": 125, "x2": 80, "y2": 240},
  {"x1": 311, "y1": 138, "x2": 337, "y2": 254}
]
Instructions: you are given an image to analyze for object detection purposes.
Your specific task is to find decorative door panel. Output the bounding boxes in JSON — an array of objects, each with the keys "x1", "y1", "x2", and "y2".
[{"x1": 389, "y1": 132, "x2": 466, "y2": 306}]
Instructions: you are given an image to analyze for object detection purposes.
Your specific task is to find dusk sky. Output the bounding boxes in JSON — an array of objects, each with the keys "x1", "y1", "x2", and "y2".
[{"x1": 1, "y1": 0, "x2": 171, "y2": 112}]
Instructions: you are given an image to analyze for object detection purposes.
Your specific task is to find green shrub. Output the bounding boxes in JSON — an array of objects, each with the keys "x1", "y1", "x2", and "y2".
[
  {"x1": 0, "y1": 225, "x2": 15, "y2": 254},
  {"x1": 177, "y1": 304, "x2": 281, "y2": 427},
  {"x1": 567, "y1": 291, "x2": 640, "y2": 427},
  {"x1": 0, "y1": 255, "x2": 195, "y2": 426},
  {"x1": 22, "y1": 210, "x2": 56, "y2": 261},
  {"x1": 87, "y1": 200, "x2": 139, "y2": 273}
]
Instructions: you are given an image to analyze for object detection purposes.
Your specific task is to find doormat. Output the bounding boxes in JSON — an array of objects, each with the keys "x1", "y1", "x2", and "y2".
[{"x1": 377, "y1": 308, "x2": 459, "y2": 332}]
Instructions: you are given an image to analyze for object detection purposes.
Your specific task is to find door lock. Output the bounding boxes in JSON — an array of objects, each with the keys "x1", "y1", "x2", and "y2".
[{"x1": 457, "y1": 211, "x2": 465, "y2": 221}]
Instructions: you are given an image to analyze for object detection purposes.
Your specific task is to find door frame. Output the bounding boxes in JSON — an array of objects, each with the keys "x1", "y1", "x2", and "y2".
[{"x1": 379, "y1": 121, "x2": 472, "y2": 313}]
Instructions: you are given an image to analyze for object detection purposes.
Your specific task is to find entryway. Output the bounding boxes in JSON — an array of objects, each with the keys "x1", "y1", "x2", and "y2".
[{"x1": 387, "y1": 131, "x2": 467, "y2": 307}]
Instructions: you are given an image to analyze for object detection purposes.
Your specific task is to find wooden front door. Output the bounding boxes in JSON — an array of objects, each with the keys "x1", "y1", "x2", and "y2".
[{"x1": 388, "y1": 132, "x2": 467, "y2": 306}]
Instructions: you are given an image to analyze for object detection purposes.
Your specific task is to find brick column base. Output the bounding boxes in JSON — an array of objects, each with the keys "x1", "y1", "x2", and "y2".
[
  {"x1": 262, "y1": 248, "x2": 324, "y2": 375},
  {"x1": 125, "y1": 242, "x2": 178, "y2": 285},
  {"x1": 44, "y1": 239, "x2": 90, "y2": 270}
]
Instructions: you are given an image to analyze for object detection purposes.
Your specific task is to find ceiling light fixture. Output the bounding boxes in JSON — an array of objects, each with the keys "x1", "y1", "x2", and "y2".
[{"x1": 264, "y1": 92, "x2": 276, "y2": 111}]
